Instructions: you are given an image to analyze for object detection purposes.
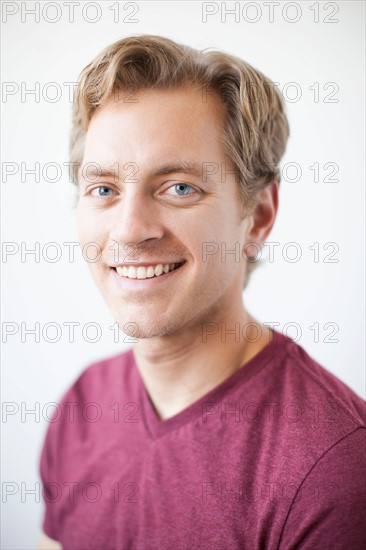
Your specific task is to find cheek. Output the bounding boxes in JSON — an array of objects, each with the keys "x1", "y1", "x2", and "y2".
[
  {"x1": 175, "y1": 219, "x2": 211, "y2": 261},
  {"x1": 181, "y1": 219, "x2": 235, "y2": 277},
  {"x1": 203, "y1": 223, "x2": 245, "y2": 276},
  {"x1": 76, "y1": 205, "x2": 88, "y2": 242},
  {"x1": 76, "y1": 207, "x2": 106, "y2": 248}
]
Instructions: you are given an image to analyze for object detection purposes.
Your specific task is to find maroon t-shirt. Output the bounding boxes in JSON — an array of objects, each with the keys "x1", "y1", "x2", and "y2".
[{"x1": 39, "y1": 330, "x2": 366, "y2": 549}]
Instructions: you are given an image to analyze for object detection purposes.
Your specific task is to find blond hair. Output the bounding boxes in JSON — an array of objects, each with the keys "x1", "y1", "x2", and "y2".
[{"x1": 70, "y1": 34, "x2": 289, "y2": 288}]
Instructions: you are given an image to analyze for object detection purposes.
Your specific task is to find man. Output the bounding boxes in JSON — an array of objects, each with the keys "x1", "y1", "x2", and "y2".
[{"x1": 38, "y1": 35, "x2": 365, "y2": 549}]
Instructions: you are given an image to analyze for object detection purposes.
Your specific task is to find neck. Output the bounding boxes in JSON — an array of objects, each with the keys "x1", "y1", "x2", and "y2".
[{"x1": 132, "y1": 302, "x2": 272, "y2": 420}]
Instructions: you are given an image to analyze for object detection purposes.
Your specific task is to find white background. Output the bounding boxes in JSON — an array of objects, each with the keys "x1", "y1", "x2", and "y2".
[{"x1": 1, "y1": 1, "x2": 365, "y2": 548}]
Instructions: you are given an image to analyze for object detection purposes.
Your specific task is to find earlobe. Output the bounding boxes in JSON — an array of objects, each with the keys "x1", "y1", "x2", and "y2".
[{"x1": 242, "y1": 240, "x2": 261, "y2": 261}]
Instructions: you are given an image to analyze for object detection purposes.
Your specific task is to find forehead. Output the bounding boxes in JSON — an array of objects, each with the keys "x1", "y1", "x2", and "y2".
[{"x1": 83, "y1": 87, "x2": 227, "y2": 165}]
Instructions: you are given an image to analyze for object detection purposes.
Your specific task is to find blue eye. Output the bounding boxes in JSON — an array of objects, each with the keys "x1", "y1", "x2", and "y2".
[
  {"x1": 167, "y1": 183, "x2": 194, "y2": 196},
  {"x1": 90, "y1": 186, "x2": 114, "y2": 197}
]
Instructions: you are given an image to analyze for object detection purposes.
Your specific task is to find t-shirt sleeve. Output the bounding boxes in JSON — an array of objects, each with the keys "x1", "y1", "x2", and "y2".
[
  {"x1": 39, "y1": 414, "x2": 61, "y2": 541},
  {"x1": 38, "y1": 380, "x2": 80, "y2": 542},
  {"x1": 278, "y1": 427, "x2": 366, "y2": 550}
]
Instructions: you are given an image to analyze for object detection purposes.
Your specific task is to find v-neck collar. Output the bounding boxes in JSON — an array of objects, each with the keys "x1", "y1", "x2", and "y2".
[{"x1": 128, "y1": 329, "x2": 289, "y2": 440}]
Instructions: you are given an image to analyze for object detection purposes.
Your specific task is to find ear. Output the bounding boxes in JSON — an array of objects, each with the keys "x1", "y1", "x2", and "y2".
[{"x1": 244, "y1": 181, "x2": 279, "y2": 257}]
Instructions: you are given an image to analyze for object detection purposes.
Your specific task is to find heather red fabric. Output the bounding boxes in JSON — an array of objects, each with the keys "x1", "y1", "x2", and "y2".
[{"x1": 39, "y1": 330, "x2": 366, "y2": 549}]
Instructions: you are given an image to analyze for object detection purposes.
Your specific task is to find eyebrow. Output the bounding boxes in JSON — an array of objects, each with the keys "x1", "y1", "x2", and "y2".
[
  {"x1": 150, "y1": 161, "x2": 205, "y2": 180},
  {"x1": 79, "y1": 160, "x2": 213, "y2": 183}
]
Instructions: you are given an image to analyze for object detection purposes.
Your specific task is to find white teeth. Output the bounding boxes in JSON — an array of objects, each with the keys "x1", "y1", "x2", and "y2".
[
  {"x1": 128, "y1": 266, "x2": 137, "y2": 278},
  {"x1": 154, "y1": 264, "x2": 163, "y2": 276},
  {"x1": 115, "y1": 262, "x2": 182, "y2": 280},
  {"x1": 137, "y1": 266, "x2": 147, "y2": 279}
]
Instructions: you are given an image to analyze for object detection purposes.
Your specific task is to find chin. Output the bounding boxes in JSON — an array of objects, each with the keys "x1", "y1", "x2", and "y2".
[
  {"x1": 123, "y1": 324, "x2": 179, "y2": 340},
  {"x1": 115, "y1": 314, "x2": 182, "y2": 340},
  {"x1": 115, "y1": 313, "x2": 194, "y2": 340}
]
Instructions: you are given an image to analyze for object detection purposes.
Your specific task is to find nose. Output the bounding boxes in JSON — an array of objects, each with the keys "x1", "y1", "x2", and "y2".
[{"x1": 108, "y1": 189, "x2": 165, "y2": 259}]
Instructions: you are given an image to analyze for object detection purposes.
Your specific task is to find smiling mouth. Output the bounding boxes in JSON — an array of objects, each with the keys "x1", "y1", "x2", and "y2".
[{"x1": 113, "y1": 262, "x2": 185, "y2": 280}]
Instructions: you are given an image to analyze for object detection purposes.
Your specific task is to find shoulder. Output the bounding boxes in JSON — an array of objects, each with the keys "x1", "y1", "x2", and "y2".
[
  {"x1": 39, "y1": 347, "x2": 137, "y2": 465},
  {"x1": 251, "y1": 334, "x2": 366, "y2": 549},
  {"x1": 278, "y1": 427, "x2": 366, "y2": 549},
  {"x1": 55, "y1": 346, "x2": 136, "y2": 407},
  {"x1": 235, "y1": 331, "x2": 366, "y2": 505},
  {"x1": 267, "y1": 331, "x2": 366, "y2": 431},
  {"x1": 73, "y1": 346, "x2": 135, "y2": 391}
]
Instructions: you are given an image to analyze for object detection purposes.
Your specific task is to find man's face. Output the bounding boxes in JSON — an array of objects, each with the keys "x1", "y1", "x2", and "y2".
[{"x1": 76, "y1": 87, "x2": 252, "y2": 338}]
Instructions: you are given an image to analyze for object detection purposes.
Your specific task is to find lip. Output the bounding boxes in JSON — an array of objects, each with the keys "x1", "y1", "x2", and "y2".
[{"x1": 110, "y1": 262, "x2": 186, "y2": 290}]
